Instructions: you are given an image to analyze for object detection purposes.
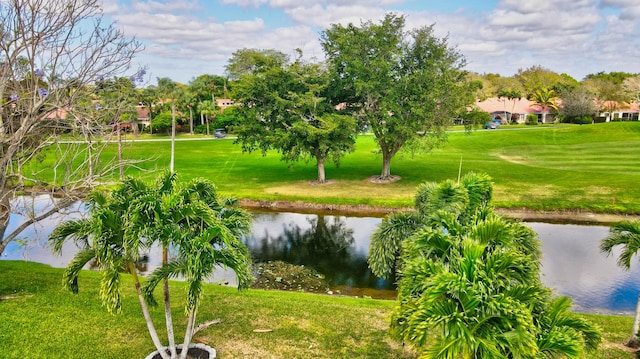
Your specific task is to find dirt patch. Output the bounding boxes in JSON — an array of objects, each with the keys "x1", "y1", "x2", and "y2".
[
  {"x1": 240, "y1": 198, "x2": 410, "y2": 217},
  {"x1": 368, "y1": 175, "x2": 401, "y2": 184},
  {"x1": 496, "y1": 154, "x2": 531, "y2": 165},
  {"x1": 0, "y1": 294, "x2": 31, "y2": 300},
  {"x1": 251, "y1": 261, "x2": 330, "y2": 294},
  {"x1": 600, "y1": 341, "x2": 639, "y2": 354},
  {"x1": 494, "y1": 208, "x2": 640, "y2": 224},
  {"x1": 309, "y1": 179, "x2": 337, "y2": 186}
]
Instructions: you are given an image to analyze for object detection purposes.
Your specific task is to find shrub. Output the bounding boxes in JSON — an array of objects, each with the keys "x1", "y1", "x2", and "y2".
[
  {"x1": 526, "y1": 114, "x2": 538, "y2": 126},
  {"x1": 193, "y1": 124, "x2": 209, "y2": 134},
  {"x1": 215, "y1": 107, "x2": 241, "y2": 131},
  {"x1": 461, "y1": 108, "x2": 491, "y2": 129}
]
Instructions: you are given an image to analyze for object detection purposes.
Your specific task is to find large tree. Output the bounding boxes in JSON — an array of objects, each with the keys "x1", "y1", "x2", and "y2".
[
  {"x1": 232, "y1": 51, "x2": 357, "y2": 183},
  {"x1": 515, "y1": 65, "x2": 578, "y2": 98},
  {"x1": 0, "y1": 0, "x2": 142, "y2": 255},
  {"x1": 321, "y1": 13, "x2": 473, "y2": 180},
  {"x1": 225, "y1": 48, "x2": 288, "y2": 81},
  {"x1": 559, "y1": 86, "x2": 597, "y2": 124},
  {"x1": 623, "y1": 76, "x2": 640, "y2": 104}
]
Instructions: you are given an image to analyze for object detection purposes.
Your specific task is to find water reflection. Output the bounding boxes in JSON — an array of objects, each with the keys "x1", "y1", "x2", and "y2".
[
  {"x1": 246, "y1": 212, "x2": 394, "y2": 292},
  {"x1": 3, "y1": 204, "x2": 640, "y2": 314},
  {"x1": 530, "y1": 222, "x2": 640, "y2": 314}
]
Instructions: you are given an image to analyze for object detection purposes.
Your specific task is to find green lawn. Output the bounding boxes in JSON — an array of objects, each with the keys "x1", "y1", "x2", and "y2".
[
  {"x1": 34, "y1": 122, "x2": 640, "y2": 212},
  {"x1": 0, "y1": 261, "x2": 636, "y2": 358}
]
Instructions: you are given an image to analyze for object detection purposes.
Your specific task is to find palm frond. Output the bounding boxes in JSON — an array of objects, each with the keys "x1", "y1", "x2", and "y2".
[
  {"x1": 62, "y1": 248, "x2": 97, "y2": 293},
  {"x1": 141, "y1": 258, "x2": 189, "y2": 306},
  {"x1": 100, "y1": 261, "x2": 123, "y2": 314},
  {"x1": 368, "y1": 211, "x2": 423, "y2": 278},
  {"x1": 600, "y1": 220, "x2": 640, "y2": 270},
  {"x1": 49, "y1": 218, "x2": 93, "y2": 253},
  {"x1": 461, "y1": 172, "x2": 493, "y2": 209}
]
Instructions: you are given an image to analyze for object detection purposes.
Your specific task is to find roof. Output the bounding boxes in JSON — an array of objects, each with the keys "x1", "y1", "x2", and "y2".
[{"x1": 475, "y1": 97, "x2": 555, "y2": 114}]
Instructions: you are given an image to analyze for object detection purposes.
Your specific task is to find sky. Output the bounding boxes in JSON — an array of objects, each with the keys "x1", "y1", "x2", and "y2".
[{"x1": 100, "y1": 0, "x2": 640, "y2": 85}]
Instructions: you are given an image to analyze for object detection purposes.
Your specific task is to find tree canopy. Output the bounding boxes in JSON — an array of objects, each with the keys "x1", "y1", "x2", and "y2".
[
  {"x1": 232, "y1": 51, "x2": 357, "y2": 183},
  {"x1": 0, "y1": 0, "x2": 142, "y2": 255},
  {"x1": 225, "y1": 48, "x2": 289, "y2": 81},
  {"x1": 321, "y1": 13, "x2": 473, "y2": 180}
]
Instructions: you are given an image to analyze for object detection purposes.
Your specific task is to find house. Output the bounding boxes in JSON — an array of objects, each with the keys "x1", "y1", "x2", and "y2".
[
  {"x1": 136, "y1": 104, "x2": 150, "y2": 127},
  {"x1": 475, "y1": 97, "x2": 557, "y2": 124},
  {"x1": 215, "y1": 98, "x2": 234, "y2": 113},
  {"x1": 596, "y1": 101, "x2": 639, "y2": 122}
]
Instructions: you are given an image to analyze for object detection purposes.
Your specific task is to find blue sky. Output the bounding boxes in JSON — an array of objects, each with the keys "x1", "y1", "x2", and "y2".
[{"x1": 101, "y1": 0, "x2": 640, "y2": 85}]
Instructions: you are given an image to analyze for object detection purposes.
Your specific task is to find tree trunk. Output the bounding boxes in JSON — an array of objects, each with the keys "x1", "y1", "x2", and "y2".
[
  {"x1": 316, "y1": 156, "x2": 326, "y2": 183},
  {"x1": 128, "y1": 262, "x2": 169, "y2": 359},
  {"x1": 0, "y1": 192, "x2": 12, "y2": 255},
  {"x1": 170, "y1": 101, "x2": 176, "y2": 173},
  {"x1": 118, "y1": 124, "x2": 124, "y2": 180},
  {"x1": 163, "y1": 246, "x2": 177, "y2": 358},
  {"x1": 188, "y1": 107, "x2": 194, "y2": 135},
  {"x1": 133, "y1": 120, "x2": 139, "y2": 137},
  {"x1": 179, "y1": 304, "x2": 198, "y2": 359},
  {"x1": 206, "y1": 115, "x2": 210, "y2": 136},
  {"x1": 381, "y1": 151, "x2": 392, "y2": 179},
  {"x1": 0, "y1": 194, "x2": 76, "y2": 256},
  {"x1": 82, "y1": 120, "x2": 94, "y2": 182},
  {"x1": 628, "y1": 293, "x2": 640, "y2": 348}
]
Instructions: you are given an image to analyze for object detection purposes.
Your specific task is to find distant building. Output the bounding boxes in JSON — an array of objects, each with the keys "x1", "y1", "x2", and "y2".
[
  {"x1": 476, "y1": 97, "x2": 640, "y2": 124},
  {"x1": 474, "y1": 97, "x2": 557, "y2": 124},
  {"x1": 596, "y1": 101, "x2": 639, "y2": 122},
  {"x1": 136, "y1": 104, "x2": 150, "y2": 127},
  {"x1": 216, "y1": 98, "x2": 234, "y2": 113}
]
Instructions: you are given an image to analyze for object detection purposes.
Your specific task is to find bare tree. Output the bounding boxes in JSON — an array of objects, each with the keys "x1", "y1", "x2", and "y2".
[{"x1": 0, "y1": 0, "x2": 143, "y2": 255}]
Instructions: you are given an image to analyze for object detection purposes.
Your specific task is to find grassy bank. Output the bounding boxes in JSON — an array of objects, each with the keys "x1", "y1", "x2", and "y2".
[
  {"x1": 0, "y1": 261, "x2": 636, "y2": 358},
  {"x1": 35, "y1": 122, "x2": 640, "y2": 213}
]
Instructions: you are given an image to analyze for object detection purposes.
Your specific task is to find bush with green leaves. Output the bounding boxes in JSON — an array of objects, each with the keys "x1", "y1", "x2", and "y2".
[
  {"x1": 150, "y1": 112, "x2": 173, "y2": 134},
  {"x1": 461, "y1": 108, "x2": 491, "y2": 130},
  {"x1": 214, "y1": 107, "x2": 241, "y2": 132},
  {"x1": 526, "y1": 113, "x2": 539, "y2": 125},
  {"x1": 368, "y1": 172, "x2": 601, "y2": 358}
]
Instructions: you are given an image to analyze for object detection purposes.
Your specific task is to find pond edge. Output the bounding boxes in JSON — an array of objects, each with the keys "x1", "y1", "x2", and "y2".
[{"x1": 239, "y1": 199, "x2": 640, "y2": 224}]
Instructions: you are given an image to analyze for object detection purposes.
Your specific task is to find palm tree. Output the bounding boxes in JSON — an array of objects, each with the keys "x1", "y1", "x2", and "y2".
[
  {"x1": 370, "y1": 173, "x2": 601, "y2": 357},
  {"x1": 50, "y1": 172, "x2": 253, "y2": 359},
  {"x1": 396, "y1": 233, "x2": 543, "y2": 358},
  {"x1": 126, "y1": 171, "x2": 252, "y2": 357},
  {"x1": 199, "y1": 99, "x2": 216, "y2": 136},
  {"x1": 49, "y1": 178, "x2": 169, "y2": 358},
  {"x1": 531, "y1": 88, "x2": 559, "y2": 124},
  {"x1": 368, "y1": 172, "x2": 493, "y2": 279},
  {"x1": 141, "y1": 215, "x2": 252, "y2": 359},
  {"x1": 600, "y1": 220, "x2": 640, "y2": 348}
]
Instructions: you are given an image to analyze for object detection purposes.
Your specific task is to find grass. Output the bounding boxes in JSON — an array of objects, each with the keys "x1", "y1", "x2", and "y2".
[
  {"x1": 31, "y1": 122, "x2": 640, "y2": 212},
  {"x1": 0, "y1": 261, "x2": 637, "y2": 358},
  {"x1": 0, "y1": 261, "x2": 410, "y2": 358},
  {"x1": 150, "y1": 123, "x2": 640, "y2": 212}
]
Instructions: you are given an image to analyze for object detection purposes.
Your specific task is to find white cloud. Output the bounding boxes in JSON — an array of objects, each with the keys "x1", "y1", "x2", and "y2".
[
  {"x1": 102, "y1": 0, "x2": 640, "y2": 83},
  {"x1": 130, "y1": 0, "x2": 201, "y2": 13},
  {"x1": 220, "y1": 0, "x2": 268, "y2": 7},
  {"x1": 285, "y1": 4, "x2": 389, "y2": 28}
]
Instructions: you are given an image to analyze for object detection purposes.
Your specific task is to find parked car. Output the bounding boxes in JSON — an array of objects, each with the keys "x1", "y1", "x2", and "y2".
[
  {"x1": 484, "y1": 119, "x2": 501, "y2": 129},
  {"x1": 214, "y1": 128, "x2": 226, "y2": 138}
]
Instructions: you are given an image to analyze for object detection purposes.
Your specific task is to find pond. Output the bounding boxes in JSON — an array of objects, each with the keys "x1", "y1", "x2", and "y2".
[{"x1": 2, "y1": 201, "x2": 638, "y2": 315}]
